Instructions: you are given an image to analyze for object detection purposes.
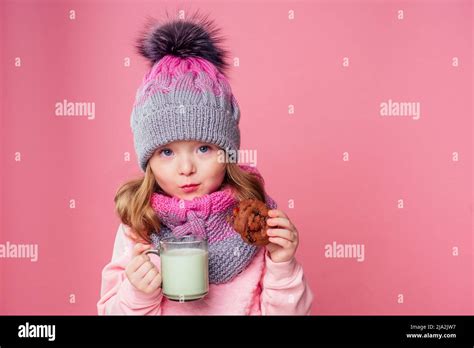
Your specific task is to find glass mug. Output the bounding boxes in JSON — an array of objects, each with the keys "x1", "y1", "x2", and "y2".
[{"x1": 145, "y1": 235, "x2": 209, "y2": 302}]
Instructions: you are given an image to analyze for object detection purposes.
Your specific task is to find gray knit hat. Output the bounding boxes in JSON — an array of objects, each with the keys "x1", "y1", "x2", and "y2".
[{"x1": 130, "y1": 13, "x2": 241, "y2": 172}]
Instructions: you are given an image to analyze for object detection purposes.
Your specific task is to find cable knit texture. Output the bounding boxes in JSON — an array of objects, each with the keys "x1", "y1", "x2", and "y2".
[
  {"x1": 149, "y1": 164, "x2": 277, "y2": 284},
  {"x1": 130, "y1": 55, "x2": 241, "y2": 172}
]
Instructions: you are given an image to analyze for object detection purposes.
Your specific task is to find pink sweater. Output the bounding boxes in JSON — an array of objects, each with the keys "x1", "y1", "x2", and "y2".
[{"x1": 97, "y1": 223, "x2": 314, "y2": 315}]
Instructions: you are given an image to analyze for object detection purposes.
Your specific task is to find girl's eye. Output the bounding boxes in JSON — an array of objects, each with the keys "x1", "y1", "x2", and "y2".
[
  {"x1": 199, "y1": 145, "x2": 211, "y2": 153},
  {"x1": 160, "y1": 149, "x2": 173, "y2": 157}
]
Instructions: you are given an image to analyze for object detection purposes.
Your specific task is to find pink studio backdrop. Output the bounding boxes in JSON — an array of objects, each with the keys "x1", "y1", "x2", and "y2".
[{"x1": 0, "y1": 0, "x2": 472, "y2": 315}]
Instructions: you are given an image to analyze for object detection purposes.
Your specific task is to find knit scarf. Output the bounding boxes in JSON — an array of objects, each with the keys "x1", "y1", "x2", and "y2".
[{"x1": 149, "y1": 166, "x2": 277, "y2": 285}]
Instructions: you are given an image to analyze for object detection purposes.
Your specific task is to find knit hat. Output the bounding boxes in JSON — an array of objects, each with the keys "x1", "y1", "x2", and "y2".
[{"x1": 130, "y1": 13, "x2": 241, "y2": 172}]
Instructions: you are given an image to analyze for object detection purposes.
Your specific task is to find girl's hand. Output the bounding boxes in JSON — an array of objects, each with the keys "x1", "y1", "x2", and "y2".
[
  {"x1": 125, "y1": 243, "x2": 162, "y2": 294},
  {"x1": 265, "y1": 209, "x2": 299, "y2": 263}
]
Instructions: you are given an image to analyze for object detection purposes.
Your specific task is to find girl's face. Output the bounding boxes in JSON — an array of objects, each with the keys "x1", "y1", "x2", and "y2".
[{"x1": 149, "y1": 140, "x2": 226, "y2": 200}]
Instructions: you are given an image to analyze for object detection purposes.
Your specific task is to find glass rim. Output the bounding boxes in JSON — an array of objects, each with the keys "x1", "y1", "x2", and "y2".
[{"x1": 159, "y1": 235, "x2": 208, "y2": 245}]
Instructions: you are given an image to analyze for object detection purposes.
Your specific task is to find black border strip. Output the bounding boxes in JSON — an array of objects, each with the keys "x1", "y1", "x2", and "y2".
[{"x1": 0, "y1": 315, "x2": 472, "y2": 346}]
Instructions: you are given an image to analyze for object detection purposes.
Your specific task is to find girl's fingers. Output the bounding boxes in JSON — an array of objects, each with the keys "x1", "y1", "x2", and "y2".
[
  {"x1": 267, "y1": 228, "x2": 295, "y2": 242},
  {"x1": 146, "y1": 274, "x2": 162, "y2": 292},
  {"x1": 129, "y1": 244, "x2": 152, "y2": 272},
  {"x1": 268, "y1": 236, "x2": 293, "y2": 249},
  {"x1": 135, "y1": 260, "x2": 154, "y2": 279},
  {"x1": 129, "y1": 254, "x2": 150, "y2": 273},
  {"x1": 132, "y1": 243, "x2": 151, "y2": 258},
  {"x1": 267, "y1": 217, "x2": 294, "y2": 231},
  {"x1": 141, "y1": 267, "x2": 159, "y2": 287},
  {"x1": 268, "y1": 209, "x2": 288, "y2": 219}
]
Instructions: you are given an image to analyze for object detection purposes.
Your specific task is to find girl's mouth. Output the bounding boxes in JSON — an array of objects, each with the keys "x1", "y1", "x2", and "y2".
[{"x1": 181, "y1": 184, "x2": 200, "y2": 193}]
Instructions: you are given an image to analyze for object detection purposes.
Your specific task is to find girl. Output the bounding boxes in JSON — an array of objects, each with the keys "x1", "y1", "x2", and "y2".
[{"x1": 97, "y1": 12, "x2": 313, "y2": 315}]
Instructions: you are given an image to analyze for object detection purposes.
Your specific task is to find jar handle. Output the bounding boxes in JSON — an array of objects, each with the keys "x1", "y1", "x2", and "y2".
[{"x1": 145, "y1": 249, "x2": 160, "y2": 256}]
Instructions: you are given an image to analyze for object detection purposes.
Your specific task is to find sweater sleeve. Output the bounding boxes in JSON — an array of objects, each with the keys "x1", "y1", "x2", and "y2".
[
  {"x1": 97, "y1": 223, "x2": 164, "y2": 315},
  {"x1": 260, "y1": 249, "x2": 314, "y2": 315}
]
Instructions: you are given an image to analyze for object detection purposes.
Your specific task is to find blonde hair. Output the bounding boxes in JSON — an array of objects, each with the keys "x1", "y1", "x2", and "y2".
[{"x1": 114, "y1": 162, "x2": 267, "y2": 244}]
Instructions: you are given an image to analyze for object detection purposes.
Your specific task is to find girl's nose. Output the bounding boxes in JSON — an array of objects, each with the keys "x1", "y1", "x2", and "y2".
[{"x1": 178, "y1": 158, "x2": 196, "y2": 175}]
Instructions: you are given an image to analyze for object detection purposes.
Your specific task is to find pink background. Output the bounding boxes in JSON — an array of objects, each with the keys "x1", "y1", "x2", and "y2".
[{"x1": 0, "y1": 0, "x2": 472, "y2": 315}]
